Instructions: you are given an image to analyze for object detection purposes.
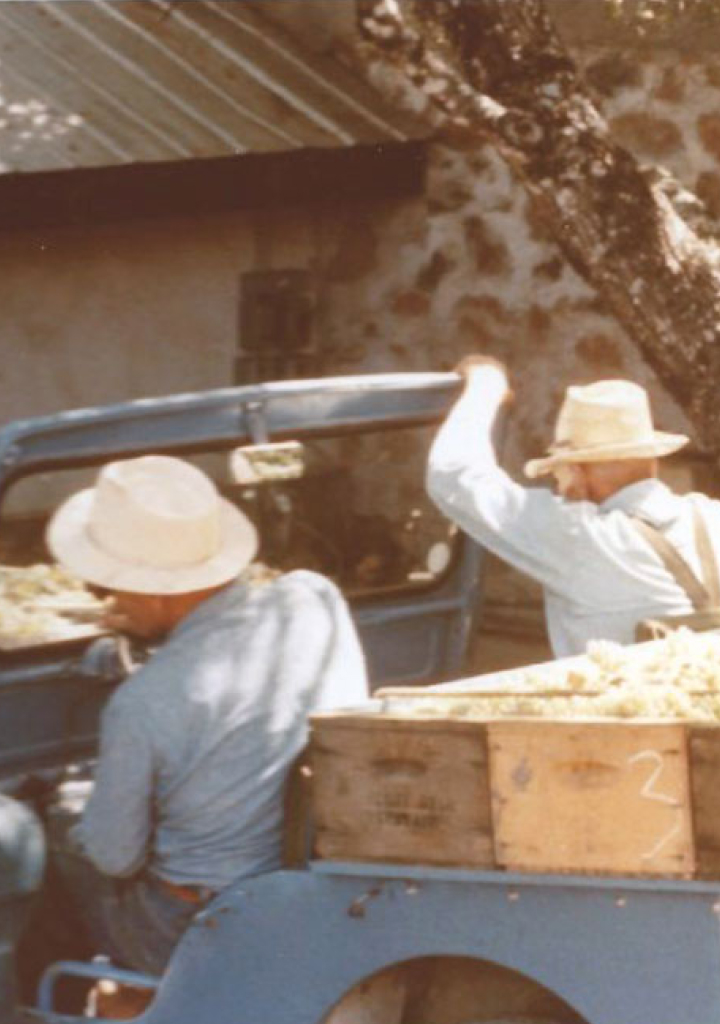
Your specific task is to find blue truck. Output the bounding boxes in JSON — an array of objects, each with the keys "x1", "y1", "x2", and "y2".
[{"x1": 0, "y1": 373, "x2": 718, "y2": 1024}]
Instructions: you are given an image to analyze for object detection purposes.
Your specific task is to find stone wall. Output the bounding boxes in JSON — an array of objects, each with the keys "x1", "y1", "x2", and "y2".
[{"x1": 322, "y1": 45, "x2": 720, "y2": 476}]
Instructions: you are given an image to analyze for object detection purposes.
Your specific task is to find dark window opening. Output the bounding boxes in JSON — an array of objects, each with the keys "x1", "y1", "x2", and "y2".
[
  {"x1": 0, "y1": 426, "x2": 458, "y2": 603},
  {"x1": 236, "y1": 269, "x2": 320, "y2": 384}
]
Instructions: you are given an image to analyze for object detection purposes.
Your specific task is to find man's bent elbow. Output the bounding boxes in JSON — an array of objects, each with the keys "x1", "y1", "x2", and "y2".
[
  {"x1": 85, "y1": 842, "x2": 146, "y2": 879},
  {"x1": 425, "y1": 461, "x2": 460, "y2": 517}
]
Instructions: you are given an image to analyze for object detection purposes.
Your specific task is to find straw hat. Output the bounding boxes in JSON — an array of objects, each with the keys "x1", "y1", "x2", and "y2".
[
  {"x1": 524, "y1": 380, "x2": 689, "y2": 479},
  {"x1": 46, "y1": 456, "x2": 258, "y2": 594}
]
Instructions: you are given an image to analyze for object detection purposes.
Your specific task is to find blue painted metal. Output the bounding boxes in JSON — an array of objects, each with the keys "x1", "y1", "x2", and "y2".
[
  {"x1": 311, "y1": 859, "x2": 720, "y2": 893},
  {"x1": 0, "y1": 643, "x2": 120, "y2": 778},
  {"x1": 353, "y1": 533, "x2": 483, "y2": 688},
  {"x1": 0, "y1": 373, "x2": 462, "y2": 494},
  {"x1": 112, "y1": 866, "x2": 720, "y2": 1024},
  {"x1": 37, "y1": 961, "x2": 157, "y2": 1013}
]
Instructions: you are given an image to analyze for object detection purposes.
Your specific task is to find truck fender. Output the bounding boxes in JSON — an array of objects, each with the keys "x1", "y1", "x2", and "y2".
[
  {"x1": 139, "y1": 870, "x2": 588, "y2": 1024},
  {"x1": 137, "y1": 867, "x2": 720, "y2": 1024}
]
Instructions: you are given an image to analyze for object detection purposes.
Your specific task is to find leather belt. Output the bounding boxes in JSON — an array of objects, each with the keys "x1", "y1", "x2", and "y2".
[{"x1": 153, "y1": 876, "x2": 216, "y2": 905}]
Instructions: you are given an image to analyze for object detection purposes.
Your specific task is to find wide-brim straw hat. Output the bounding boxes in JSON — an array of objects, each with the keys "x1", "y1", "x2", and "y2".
[
  {"x1": 47, "y1": 455, "x2": 258, "y2": 594},
  {"x1": 524, "y1": 379, "x2": 689, "y2": 479}
]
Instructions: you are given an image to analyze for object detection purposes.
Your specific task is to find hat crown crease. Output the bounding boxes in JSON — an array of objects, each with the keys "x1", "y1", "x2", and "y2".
[
  {"x1": 524, "y1": 379, "x2": 689, "y2": 478},
  {"x1": 89, "y1": 460, "x2": 222, "y2": 569},
  {"x1": 555, "y1": 382, "x2": 654, "y2": 451}
]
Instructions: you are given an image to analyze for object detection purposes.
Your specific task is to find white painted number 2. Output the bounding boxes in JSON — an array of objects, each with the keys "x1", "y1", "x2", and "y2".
[{"x1": 627, "y1": 749, "x2": 682, "y2": 862}]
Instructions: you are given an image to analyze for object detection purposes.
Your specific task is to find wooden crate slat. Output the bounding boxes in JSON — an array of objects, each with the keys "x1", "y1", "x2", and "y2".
[
  {"x1": 311, "y1": 715, "x2": 494, "y2": 867},
  {"x1": 489, "y1": 720, "x2": 695, "y2": 877},
  {"x1": 688, "y1": 725, "x2": 720, "y2": 878}
]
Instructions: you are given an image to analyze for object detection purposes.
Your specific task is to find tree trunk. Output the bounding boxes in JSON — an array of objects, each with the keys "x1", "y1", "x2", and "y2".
[{"x1": 358, "y1": 0, "x2": 720, "y2": 452}]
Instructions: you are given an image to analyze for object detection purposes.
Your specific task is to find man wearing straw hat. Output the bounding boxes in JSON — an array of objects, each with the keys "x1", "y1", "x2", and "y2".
[
  {"x1": 427, "y1": 356, "x2": 720, "y2": 657},
  {"x1": 44, "y1": 454, "x2": 367, "y2": 979}
]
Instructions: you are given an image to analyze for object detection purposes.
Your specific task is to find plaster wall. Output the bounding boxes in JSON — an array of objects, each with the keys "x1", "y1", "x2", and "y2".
[{"x1": 0, "y1": 215, "x2": 253, "y2": 419}]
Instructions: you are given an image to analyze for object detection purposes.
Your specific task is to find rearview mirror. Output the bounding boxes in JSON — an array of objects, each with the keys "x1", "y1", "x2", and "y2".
[{"x1": 230, "y1": 441, "x2": 306, "y2": 485}]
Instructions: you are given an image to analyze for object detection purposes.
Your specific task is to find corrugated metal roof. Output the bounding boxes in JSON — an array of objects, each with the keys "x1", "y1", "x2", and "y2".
[{"x1": 0, "y1": 0, "x2": 428, "y2": 174}]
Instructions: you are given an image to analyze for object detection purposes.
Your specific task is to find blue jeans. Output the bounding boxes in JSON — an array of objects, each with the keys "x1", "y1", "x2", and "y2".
[{"x1": 47, "y1": 804, "x2": 200, "y2": 977}]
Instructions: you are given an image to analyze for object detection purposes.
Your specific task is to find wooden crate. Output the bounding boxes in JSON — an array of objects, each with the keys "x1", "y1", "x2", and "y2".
[
  {"x1": 310, "y1": 710, "x2": 699, "y2": 877},
  {"x1": 310, "y1": 711, "x2": 494, "y2": 868}
]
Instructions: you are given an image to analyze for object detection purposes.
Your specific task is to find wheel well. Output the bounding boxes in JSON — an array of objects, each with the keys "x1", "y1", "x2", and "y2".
[{"x1": 321, "y1": 955, "x2": 589, "y2": 1024}]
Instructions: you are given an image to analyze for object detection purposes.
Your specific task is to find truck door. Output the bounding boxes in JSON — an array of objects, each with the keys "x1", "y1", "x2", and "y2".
[{"x1": 0, "y1": 373, "x2": 483, "y2": 729}]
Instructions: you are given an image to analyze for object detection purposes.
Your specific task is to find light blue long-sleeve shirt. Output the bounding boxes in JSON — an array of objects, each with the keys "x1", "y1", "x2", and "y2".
[
  {"x1": 427, "y1": 368, "x2": 720, "y2": 657},
  {"x1": 76, "y1": 570, "x2": 367, "y2": 888}
]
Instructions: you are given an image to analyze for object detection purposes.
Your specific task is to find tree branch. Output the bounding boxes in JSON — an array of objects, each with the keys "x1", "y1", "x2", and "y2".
[{"x1": 359, "y1": 0, "x2": 720, "y2": 452}]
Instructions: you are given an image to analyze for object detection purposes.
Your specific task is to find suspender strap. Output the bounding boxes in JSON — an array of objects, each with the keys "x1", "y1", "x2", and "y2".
[
  {"x1": 692, "y1": 504, "x2": 720, "y2": 606},
  {"x1": 631, "y1": 502, "x2": 720, "y2": 611}
]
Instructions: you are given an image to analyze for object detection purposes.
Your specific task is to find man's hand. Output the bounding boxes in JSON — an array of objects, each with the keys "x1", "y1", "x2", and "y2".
[{"x1": 454, "y1": 355, "x2": 513, "y2": 404}]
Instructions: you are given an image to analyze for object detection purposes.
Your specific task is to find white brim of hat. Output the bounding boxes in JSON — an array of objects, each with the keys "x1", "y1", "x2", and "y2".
[
  {"x1": 47, "y1": 488, "x2": 258, "y2": 595},
  {"x1": 524, "y1": 431, "x2": 690, "y2": 479}
]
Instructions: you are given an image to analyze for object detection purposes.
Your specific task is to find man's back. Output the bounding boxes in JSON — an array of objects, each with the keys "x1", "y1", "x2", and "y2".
[
  {"x1": 426, "y1": 362, "x2": 719, "y2": 656},
  {"x1": 525, "y1": 481, "x2": 720, "y2": 654},
  {"x1": 78, "y1": 570, "x2": 367, "y2": 886}
]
